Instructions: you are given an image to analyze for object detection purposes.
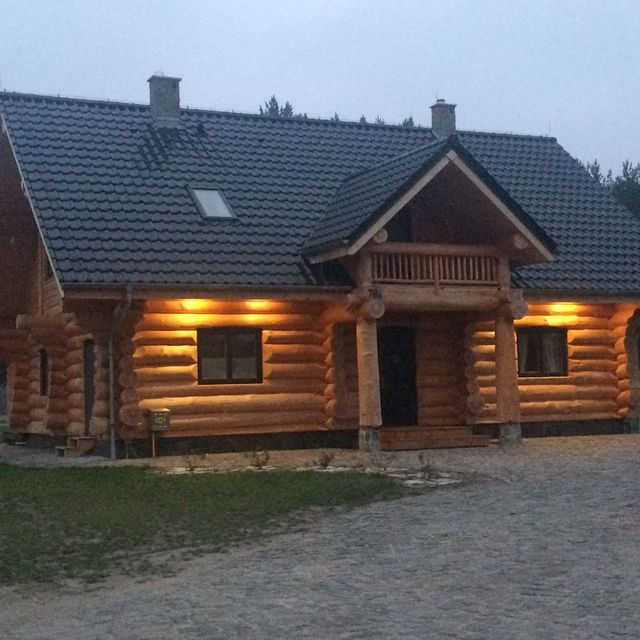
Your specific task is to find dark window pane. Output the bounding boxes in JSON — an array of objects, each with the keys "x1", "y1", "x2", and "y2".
[
  {"x1": 231, "y1": 332, "x2": 258, "y2": 380},
  {"x1": 541, "y1": 332, "x2": 565, "y2": 374},
  {"x1": 200, "y1": 334, "x2": 227, "y2": 381}
]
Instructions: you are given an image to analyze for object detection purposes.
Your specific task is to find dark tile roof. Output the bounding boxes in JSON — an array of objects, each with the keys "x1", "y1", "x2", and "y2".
[
  {"x1": 1, "y1": 91, "x2": 640, "y2": 295},
  {"x1": 305, "y1": 139, "x2": 447, "y2": 252}
]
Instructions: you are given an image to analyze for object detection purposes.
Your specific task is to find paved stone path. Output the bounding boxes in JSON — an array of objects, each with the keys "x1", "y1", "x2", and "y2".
[{"x1": 2, "y1": 435, "x2": 640, "y2": 639}]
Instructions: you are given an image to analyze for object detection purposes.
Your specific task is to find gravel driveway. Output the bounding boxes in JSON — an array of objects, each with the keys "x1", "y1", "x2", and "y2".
[{"x1": 2, "y1": 435, "x2": 640, "y2": 639}]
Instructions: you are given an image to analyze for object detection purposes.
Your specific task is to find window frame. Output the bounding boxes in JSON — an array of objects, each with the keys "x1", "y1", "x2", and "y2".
[
  {"x1": 39, "y1": 348, "x2": 50, "y2": 396},
  {"x1": 189, "y1": 186, "x2": 238, "y2": 220},
  {"x1": 197, "y1": 327, "x2": 263, "y2": 385},
  {"x1": 516, "y1": 326, "x2": 568, "y2": 378}
]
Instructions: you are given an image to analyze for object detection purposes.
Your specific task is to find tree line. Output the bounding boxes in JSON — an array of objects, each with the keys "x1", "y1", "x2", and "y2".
[
  {"x1": 258, "y1": 95, "x2": 417, "y2": 127},
  {"x1": 585, "y1": 159, "x2": 640, "y2": 216}
]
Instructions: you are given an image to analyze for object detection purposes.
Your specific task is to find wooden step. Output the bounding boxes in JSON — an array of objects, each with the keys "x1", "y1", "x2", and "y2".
[{"x1": 380, "y1": 426, "x2": 491, "y2": 451}]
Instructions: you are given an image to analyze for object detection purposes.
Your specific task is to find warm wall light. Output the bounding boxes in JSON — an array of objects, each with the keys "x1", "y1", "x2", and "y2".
[
  {"x1": 245, "y1": 299, "x2": 272, "y2": 311},
  {"x1": 181, "y1": 299, "x2": 208, "y2": 311},
  {"x1": 549, "y1": 302, "x2": 579, "y2": 314}
]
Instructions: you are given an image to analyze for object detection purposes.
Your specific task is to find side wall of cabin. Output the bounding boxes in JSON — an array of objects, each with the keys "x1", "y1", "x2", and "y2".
[
  {"x1": 467, "y1": 302, "x2": 638, "y2": 424},
  {"x1": 118, "y1": 299, "x2": 335, "y2": 439}
]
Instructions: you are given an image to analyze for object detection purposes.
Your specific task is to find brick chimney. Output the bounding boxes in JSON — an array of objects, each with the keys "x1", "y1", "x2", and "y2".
[
  {"x1": 148, "y1": 74, "x2": 181, "y2": 127},
  {"x1": 430, "y1": 99, "x2": 456, "y2": 137}
]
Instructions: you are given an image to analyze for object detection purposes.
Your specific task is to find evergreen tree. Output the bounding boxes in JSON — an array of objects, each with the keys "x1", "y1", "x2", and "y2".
[
  {"x1": 374, "y1": 115, "x2": 386, "y2": 125},
  {"x1": 359, "y1": 115, "x2": 368, "y2": 124},
  {"x1": 330, "y1": 112, "x2": 340, "y2": 122},
  {"x1": 585, "y1": 159, "x2": 640, "y2": 216},
  {"x1": 280, "y1": 101, "x2": 294, "y2": 118},
  {"x1": 260, "y1": 95, "x2": 281, "y2": 116},
  {"x1": 401, "y1": 116, "x2": 415, "y2": 128}
]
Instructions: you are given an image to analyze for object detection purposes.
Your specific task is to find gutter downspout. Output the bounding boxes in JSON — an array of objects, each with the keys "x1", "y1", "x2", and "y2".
[{"x1": 108, "y1": 285, "x2": 133, "y2": 460}]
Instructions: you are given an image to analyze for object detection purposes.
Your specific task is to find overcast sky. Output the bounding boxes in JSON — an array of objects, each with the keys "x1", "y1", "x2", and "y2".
[{"x1": 1, "y1": 0, "x2": 638, "y2": 171}]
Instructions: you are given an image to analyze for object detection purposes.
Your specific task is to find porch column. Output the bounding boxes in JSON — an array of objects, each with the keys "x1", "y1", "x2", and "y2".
[
  {"x1": 495, "y1": 303, "x2": 521, "y2": 446},
  {"x1": 356, "y1": 314, "x2": 382, "y2": 451}
]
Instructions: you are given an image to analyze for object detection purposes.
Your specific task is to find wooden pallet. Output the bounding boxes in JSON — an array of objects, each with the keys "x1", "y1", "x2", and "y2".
[
  {"x1": 55, "y1": 436, "x2": 97, "y2": 457},
  {"x1": 379, "y1": 426, "x2": 491, "y2": 451}
]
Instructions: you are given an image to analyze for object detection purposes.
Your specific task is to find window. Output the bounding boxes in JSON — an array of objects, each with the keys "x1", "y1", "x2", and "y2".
[
  {"x1": 191, "y1": 188, "x2": 235, "y2": 219},
  {"x1": 197, "y1": 328, "x2": 262, "y2": 384},
  {"x1": 517, "y1": 327, "x2": 568, "y2": 377},
  {"x1": 39, "y1": 349, "x2": 50, "y2": 396}
]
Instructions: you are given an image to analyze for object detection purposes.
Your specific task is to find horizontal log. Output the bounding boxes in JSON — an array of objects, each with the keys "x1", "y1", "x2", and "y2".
[
  {"x1": 119, "y1": 404, "x2": 143, "y2": 427},
  {"x1": 568, "y1": 345, "x2": 616, "y2": 360},
  {"x1": 143, "y1": 299, "x2": 325, "y2": 315},
  {"x1": 138, "y1": 392, "x2": 326, "y2": 415},
  {"x1": 371, "y1": 241, "x2": 501, "y2": 257},
  {"x1": 570, "y1": 360, "x2": 618, "y2": 373},
  {"x1": 160, "y1": 422, "x2": 335, "y2": 439},
  {"x1": 67, "y1": 408, "x2": 84, "y2": 422},
  {"x1": 519, "y1": 386, "x2": 618, "y2": 402},
  {"x1": 382, "y1": 285, "x2": 502, "y2": 313},
  {"x1": 263, "y1": 362, "x2": 326, "y2": 380},
  {"x1": 568, "y1": 329, "x2": 615, "y2": 346},
  {"x1": 520, "y1": 399, "x2": 618, "y2": 415},
  {"x1": 133, "y1": 331, "x2": 197, "y2": 347},
  {"x1": 525, "y1": 303, "x2": 613, "y2": 315},
  {"x1": 136, "y1": 379, "x2": 326, "y2": 399},
  {"x1": 46, "y1": 413, "x2": 68, "y2": 428},
  {"x1": 90, "y1": 416, "x2": 109, "y2": 434},
  {"x1": 520, "y1": 317, "x2": 614, "y2": 331},
  {"x1": 264, "y1": 330, "x2": 325, "y2": 345},
  {"x1": 133, "y1": 366, "x2": 197, "y2": 384},
  {"x1": 93, "y1": 400, "x2": 109, "y2": 417},
  {"x1": 137, "y1": 313, "x2": 320, "y2": 331},
  {"x1": 263, "y1": 344, "x2": 326, "y2": 364},
  {"x1": 134, "y1": 353, "x2": 197, "y2": 368},
  {"x1": 519, "y1": 411, "x2": 618, "y2": 423},
  {"x1": 167, "y1": 410, "x2": 327, "y2": 432}
]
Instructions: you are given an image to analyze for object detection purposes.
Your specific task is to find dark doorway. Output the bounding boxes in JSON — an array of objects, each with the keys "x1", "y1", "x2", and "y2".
[
  {"x1": 378, "y1": 326, "x2": 418, "y2": 426},
  {"x1": 83, "y1": 339, "x2": 96, "y2": 435}
]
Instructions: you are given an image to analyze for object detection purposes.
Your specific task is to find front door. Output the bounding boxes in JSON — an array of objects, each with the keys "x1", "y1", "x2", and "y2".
[{"x1": 378, "y1": 326, "x2": 418, "y2": 426}]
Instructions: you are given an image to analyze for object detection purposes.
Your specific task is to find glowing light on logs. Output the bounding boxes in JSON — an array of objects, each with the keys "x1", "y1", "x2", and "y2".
[
  {"x1": 549, "y1": 302, "x2": 580, "y2": 314},
  {"x1": 181, "y1": 299, "x2": 208, "y2": 311},
  {"x1": 245, "y1": 300, "x2": 272, "y2": 311}
]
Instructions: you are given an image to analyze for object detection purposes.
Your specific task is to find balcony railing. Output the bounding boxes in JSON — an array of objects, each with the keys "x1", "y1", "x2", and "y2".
[{"x1": 368, "y1": 243, "x2": 502, "y2": 288}]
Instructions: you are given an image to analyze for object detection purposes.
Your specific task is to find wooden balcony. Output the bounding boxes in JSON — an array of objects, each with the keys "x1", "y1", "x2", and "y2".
[{"x1": 368, "y1": 242, "x2": 503, "y2": 288}]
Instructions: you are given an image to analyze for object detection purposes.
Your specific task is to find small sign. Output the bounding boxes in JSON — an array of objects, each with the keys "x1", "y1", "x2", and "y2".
[{"x1": 149, "y1": 409, "x2": 170, "y2": 432}]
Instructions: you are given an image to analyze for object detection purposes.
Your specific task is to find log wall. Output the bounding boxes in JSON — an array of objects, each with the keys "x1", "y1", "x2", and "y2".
[
  {"x1": 123, "y1": 300, "x2": 332, "y2": 438},
  {"x1": 466, "y1": 302, "x2": 639, "y2": 423},
  {"x1": 415, "y1": 316, "x2": 466, "y2": 427},
  {"x1": 4, "y1": 312, "x2": 109, "y2": 437}
]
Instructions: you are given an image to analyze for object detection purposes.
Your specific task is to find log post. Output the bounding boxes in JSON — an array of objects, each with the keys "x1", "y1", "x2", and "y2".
[
  {"x1": 495, "y1": 303, "x2": 522, "y2": 446},
  {"x1": 356, "y1": 314, "x2": 382, "y2": 451}
]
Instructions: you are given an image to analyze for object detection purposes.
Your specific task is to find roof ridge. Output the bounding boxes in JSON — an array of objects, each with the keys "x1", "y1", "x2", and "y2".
[
  {"x1": 459, "y1": 128, "x2": 557, "y2": 142},
  {"x1": 0, "y1": 89, "x2": 432, "y2": 131},
  {"x1": 339, "y1": 137, "x2": 446, "y2": 184}
]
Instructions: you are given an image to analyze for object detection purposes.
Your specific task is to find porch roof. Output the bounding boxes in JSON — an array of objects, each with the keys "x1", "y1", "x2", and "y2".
[{"x1": 304, "y1": 136, "x2": 556, "y2": 260}]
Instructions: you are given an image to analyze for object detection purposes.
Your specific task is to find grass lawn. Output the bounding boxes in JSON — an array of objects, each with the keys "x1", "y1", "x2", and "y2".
[{"x1": 0, "y1": 463, "x2": 402, "y2": 585}]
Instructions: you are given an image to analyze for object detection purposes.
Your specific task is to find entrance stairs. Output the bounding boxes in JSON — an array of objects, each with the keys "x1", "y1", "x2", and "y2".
[
  {"x1": 55, "y1": 436, "x2": 97, "y2": 457},
  {"x1": 380, "y1": 425, "x2": 491, "y2": 451}
]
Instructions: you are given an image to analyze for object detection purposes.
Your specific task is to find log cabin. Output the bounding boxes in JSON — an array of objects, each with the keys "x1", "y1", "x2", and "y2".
[{"x1": 2, "y1": 75, "x2": 640, "y2": 457}]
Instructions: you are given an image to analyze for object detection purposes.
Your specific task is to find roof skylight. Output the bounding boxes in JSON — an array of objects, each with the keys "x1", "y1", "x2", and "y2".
[{"x1": 191, "y1": 188, "x2": 235, "y2": 219}]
